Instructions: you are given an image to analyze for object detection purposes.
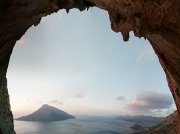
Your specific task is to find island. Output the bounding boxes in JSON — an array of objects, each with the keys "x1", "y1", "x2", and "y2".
[{"x1": 16, "y1": 104, "x2": 75, "y2": 121}]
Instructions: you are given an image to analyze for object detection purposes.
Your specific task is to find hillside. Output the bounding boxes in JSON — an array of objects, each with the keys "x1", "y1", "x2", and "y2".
[
  {"x1": 116, "y1": 115, "x2": 164, "y2": 127},
  {"x1": 16, "y1": 104, "x2": 75, "y2": 121},
  {"x1": 132, "y1": 111, "x2": 177, "y2": 134}
]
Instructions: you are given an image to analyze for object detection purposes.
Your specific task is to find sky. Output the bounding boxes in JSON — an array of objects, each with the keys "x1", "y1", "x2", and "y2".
[{"x1": 7, "y1": 7, "x2": 176, "y2": 118}]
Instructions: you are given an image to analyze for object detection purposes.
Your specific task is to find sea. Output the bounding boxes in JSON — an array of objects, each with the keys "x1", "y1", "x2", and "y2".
[{"x1": 14, "y1": 116, "x2": 136, "y2": 134}]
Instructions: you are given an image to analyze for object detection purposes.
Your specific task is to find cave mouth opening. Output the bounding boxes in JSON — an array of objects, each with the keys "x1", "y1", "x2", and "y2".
[
  {"x1": 7, "y1": 8, "x2": 175, "y2": 124},
  {"x1": 0, "y1": 1, "x2": 179, "y2": 134}
]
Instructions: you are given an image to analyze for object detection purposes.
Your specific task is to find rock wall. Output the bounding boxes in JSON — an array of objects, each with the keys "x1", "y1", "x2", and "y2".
[
  {"x1": 0, "y1": 0, "x2": 179, "y2": 134},
  {"x1": 0, "y1": 50, "x2": 15, "y2": 134}
]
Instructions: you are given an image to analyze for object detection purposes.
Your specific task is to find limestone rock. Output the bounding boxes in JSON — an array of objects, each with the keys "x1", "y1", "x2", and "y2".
[{"x1": 0, "y1": 0, "x2": 180, "y2": 133}]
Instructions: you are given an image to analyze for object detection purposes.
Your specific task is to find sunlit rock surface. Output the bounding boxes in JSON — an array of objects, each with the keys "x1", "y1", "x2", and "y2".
[{"x1": 0, "y1": 0, "x2": 180, "y2": 133}]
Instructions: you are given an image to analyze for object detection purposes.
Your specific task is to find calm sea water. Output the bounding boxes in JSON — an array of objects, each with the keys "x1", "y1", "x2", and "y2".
[{"x1": 14, "y1": 116, "x2": 135, "y2": 134}]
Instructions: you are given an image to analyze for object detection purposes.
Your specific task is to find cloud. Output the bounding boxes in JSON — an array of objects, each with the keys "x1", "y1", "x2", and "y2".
[
  {"x1": 49, "y1": 100, "x2": 63, "y2": 106},
  {"x1": 137, "y1": 45, "x2": 154, "y2": 61},
  {"x1": 125, "y1": 90, "x2": 174, "y2": 115},
  {"x1": 116, "y1": 96, "x2": 125, "y2": 101},
  {"x1": 75, "y1": 92, "x2": 85, "y2": 98},
  {"x1": 16, "y1": 36, "x2": 26, "y2": 46}
]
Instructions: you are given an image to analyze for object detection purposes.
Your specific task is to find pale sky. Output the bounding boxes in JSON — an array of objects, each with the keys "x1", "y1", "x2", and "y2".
[{"x1": 7, "y1": 8, "x2": 175, "y2": 118}]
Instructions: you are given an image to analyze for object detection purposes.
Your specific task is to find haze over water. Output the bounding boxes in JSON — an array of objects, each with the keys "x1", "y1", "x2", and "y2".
[
  {"x1": 15, "y1": 116, "x2": 135, "y2": 134},
  {"x1": 7, "y1": 6, "x2": 176, "y2": 134},
  {"x1": 8, "y1": 7, "x2": 175, "y2": 119},
  {"x1": 8, "y1": 7, "x2": 175, "y2": 134}
]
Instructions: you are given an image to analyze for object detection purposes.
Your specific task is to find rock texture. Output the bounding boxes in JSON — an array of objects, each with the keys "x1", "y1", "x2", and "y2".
[
  {"x1": 0, "y1": 51, "x2": 15, "y2": 134},
  {"x1": 0, "y1": 0, "x2": 180, "y2": 134}
]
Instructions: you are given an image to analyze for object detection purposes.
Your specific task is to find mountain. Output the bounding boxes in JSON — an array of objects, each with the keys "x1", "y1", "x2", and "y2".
[
  {"x1": 116, "y1": 115, "x2": 164, "y2": 127},
  {"x1": 16, "y1": 104, "x2": 75, "y2": 121},
  {"x1": 132, "y1": 111, "x2": 177, "y2": 134}
]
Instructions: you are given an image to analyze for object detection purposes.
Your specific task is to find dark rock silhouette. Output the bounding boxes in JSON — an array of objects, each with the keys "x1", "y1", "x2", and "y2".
[
  {"x1": 16, "y1": 104, "x2": 75, "y2": 121},
  {"x1": 0, "y1": 0, "x2": 180, "y2": 133}
]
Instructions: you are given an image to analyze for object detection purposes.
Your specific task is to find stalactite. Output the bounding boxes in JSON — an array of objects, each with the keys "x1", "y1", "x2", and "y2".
[{"x1": 0, "y1": 0, "x2": 179, "y2": 133}]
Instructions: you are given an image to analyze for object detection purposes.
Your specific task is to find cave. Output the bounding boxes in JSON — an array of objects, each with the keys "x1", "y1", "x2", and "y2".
[{"x1": 0, "y1": 0, "x2": 179, "y2": 134}]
